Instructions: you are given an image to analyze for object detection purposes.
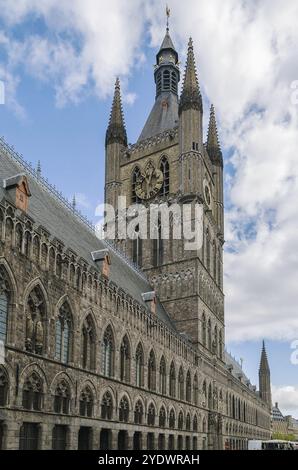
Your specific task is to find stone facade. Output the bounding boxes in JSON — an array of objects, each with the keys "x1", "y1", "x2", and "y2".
[{"x1": 0, "y1": 26, "x2": 272, "y2": 452}]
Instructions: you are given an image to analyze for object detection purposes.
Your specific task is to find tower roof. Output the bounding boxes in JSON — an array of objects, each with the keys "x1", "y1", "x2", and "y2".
[
  {"x1": 179, "y1": 38, "x2": 202, "y2": 114},
  {"x1": 105, "y1": 78, "x2": 127, "y2": 147},
  {"x1": 159, "y1": 29, "x2": 176, "y2": 53},
  {"x1": 259, "y1": 340, "x2": 270, "y2": 372},
  {"x1": 207, "y1": 104, "x2": 223, "y2": 166}
]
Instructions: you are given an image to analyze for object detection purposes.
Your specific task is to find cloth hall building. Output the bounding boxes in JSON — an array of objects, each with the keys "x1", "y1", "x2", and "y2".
[{"x1": 0, "y1": 26, "x2": 272, "y2": 450}]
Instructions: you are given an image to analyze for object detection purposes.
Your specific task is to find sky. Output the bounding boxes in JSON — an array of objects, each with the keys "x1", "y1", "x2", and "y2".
[{"x1": 0, "y1": 0, "x2": 298, "y2": 417}]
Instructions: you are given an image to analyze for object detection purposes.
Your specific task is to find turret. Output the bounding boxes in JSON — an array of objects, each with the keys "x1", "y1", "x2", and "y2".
[
  {"x1": 105, "y1": 78, "x2": 127, "y2": 208},
  {"x1": 258, "y1": 341, "x2": 272, "y2": 408}
]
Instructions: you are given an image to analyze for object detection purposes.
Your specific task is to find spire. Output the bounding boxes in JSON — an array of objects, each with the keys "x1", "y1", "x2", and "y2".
[
  {"x1": 207, "y1": 104, "x2": 223, "y2": 166},
  {"x1": 258, "y1": 340, "x2": 272, "y2": 408},
  {"x1": 179, "y1": 38, "x2": 202, "y2": 114},
  {"x1": 105, "y1": 78, "x2": 127, "y2": 147},
  {"x1": 259, "y1": 340, "x2": 270, "y2": 372}
]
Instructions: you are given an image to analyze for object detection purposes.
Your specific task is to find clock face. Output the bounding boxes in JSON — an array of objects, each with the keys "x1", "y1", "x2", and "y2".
[
  {"x1": 203, "y1": 179, "x2": 212, "y2": 208},
  {"x1": 135, "y1": 162, "x2": 164, "y2": 200}
]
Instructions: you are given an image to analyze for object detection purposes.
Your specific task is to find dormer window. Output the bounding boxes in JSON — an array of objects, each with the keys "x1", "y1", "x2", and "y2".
[{"x1": 3, "y1": 174, "x2": 31, "y2": 213}]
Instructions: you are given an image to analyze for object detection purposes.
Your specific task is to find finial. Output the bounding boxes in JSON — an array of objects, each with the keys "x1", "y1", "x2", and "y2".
[
  {"x1": 36, "y1": 160, "x2": 41, "y2": 178},
  {"x1": 188, "y1": 37, "x2": 193, "y2": 49},
  {"x1": 72, "y1": 194, "x2": 76, "y2": 211},
  {"x1": 166, "y1": 5, "x2": 170, "y2": 32}
]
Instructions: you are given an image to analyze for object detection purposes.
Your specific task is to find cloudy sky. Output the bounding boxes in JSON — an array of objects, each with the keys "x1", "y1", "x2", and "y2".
[{"x1": 1, "y1": 0, "x2": 298, "y2": 417}]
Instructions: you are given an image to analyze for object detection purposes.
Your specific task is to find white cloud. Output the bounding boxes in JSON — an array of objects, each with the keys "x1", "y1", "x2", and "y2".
[
  {"x1": 73, "y1": 192, "x2": 90, "y2": 209},
  {"x1": 1, "y1": 0, "x2": 298, "y2": 343},
  {"x1": 272, "y1": 384, "x2": 298, "y2": 417}
]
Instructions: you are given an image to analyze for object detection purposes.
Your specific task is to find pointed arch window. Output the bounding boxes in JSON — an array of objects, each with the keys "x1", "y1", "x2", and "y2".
[
  {"x1": 0, "y1": 266, "x2": 10, "y2": 345},
  {"x1": 186, "y1": 370, "x2": 191, "y2": 402},
  {"x1": 55, "y1": 302, "x2": 72, "y2": 364},
  {"x1": 186, "y1": 413, "x2": 191, "y2": 431},
  {"x1": 193, "y1": 374, "x2": 198, "y2": 406},
  {"x1": 120, "y1": 335, "x2": 131, "y2": 383},
  {"x1": 178, "y1": 411, "x2": 184, "y2": 430},
  {"x1": 82, "y1": 315, "x2": 95, "y2": 370},
  {"x1": 102, "y1": 326, "x2": 114, "y2": 377},
  {"x1": 169, "y1": 362, "x2": 176, "y2": 398},
  {"x1": 79, "y1": 387, "x2": 93, "y2": 417},
  {"x1": 132, "y1": 167, "x2": 141, "y2": 204},
  {"x1": 152, "y1": 218, "x2": 163, "y2": 267},
  {"x1": 148, "y1": 350, "x2": 156, "y2": 391},
  {"x1": 54, "y1": 380, "x2": 70, "y2": 414},
  {"x1": 101, "y1": 391, "x2": 113, "y2": 420},
  {"x1": 134, "y1": 400, "x2": 143, "y2": 424},
  {"x1": 147, "y1": 403, "x2": 156, "y2": 426},
  {"x1": 219, "y1": 330, "x2": 223, "y2": 360},
  {"x1": 178, "y1": 367, "x2": 184, "y2": 400},
  {"x1": 169, "y1": 409, "x2": 175, "y2": 429},
  {"x1": 132, "y1": 225, "x2": 142, "y2": 267},
  {"x1": 213, "y1": 325, "x2": 218, "y2": 356},
  {"x1": 159, "y1": 356, "x2": 166, "y2": 395},
  {"x1": 159, "y1": 406, "x2": 166, "y2": 427},
  {"x1": 0, "y1": 366, "x2": 8, "y2": 406},
  {"x1": 160, "y1": 156, "x2": 170, "y2": 196},
  {"x1": 22, "y1": 372, "x2": 43, "y2": 411},
  {"x1": 15, "y1": 224, "x2": 23, "y2": 252},
  {"x1": 193, "y1": 414, "x2": 198, "y2": 432},
  {"x1": 208, "y1": 383, "x2": 213, "y2": 409},
  {"x1": 119, "y1": 396, "x2": 129, "y2": 422},
  {"x1": 25, "y1": 286, "x2": 46, "y2": 355},
  {"x1": 207, "y1": 319, "x2": 212, "y2": 350},
  {"x1": 206, "y1": 229, "x2": 211, "y2": 271},
  {"x1": 135, "y1": 343, "x2": 144, "y2": 387},
  {"x1": 202, "y1": 313, "x2": 206, "y2": 346}
]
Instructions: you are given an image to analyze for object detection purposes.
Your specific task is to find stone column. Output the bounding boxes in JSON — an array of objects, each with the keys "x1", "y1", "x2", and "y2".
[
  {"x1": 110, "y1": 429, "x2": 118, "y2": 450},
  {"x1": 127, "y1": 431, "x2": 134, "y2": 450}
]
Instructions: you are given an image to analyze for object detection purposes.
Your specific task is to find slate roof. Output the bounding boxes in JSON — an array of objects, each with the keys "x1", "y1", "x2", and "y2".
[
  {"x1": 0, "y1": 139, "x2": 176, "y2": 331},
  {"x1": 159, "y1": 30, "x2": 176, "y2": 53},
  {"x1": 225, "y1": 351, "x2": 256, "y2": 391},
  {"x1": 138, "y1": 91, "x2": 179, "y2": 142}
]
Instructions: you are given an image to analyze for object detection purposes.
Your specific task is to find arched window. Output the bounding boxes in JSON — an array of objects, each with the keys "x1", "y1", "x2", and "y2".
[
  {"x1": 0, "y1": 366, "x2": 8, "y2": 406},
  {"x1": 208, "y1": 383, "x2": 213, "y2": 409},
  {"x1": 55, "y1": 302, "x2": 72, "y2": 364},
  {"x1": 186, "y1": 413, "x2": 191, "y2": 431},
  {"x1": 193, "y1": 414, "x2": 198, "y2": 432},
  {"x1": 134, "y1": 400, "x2": 143, "y2": 424},
  {"x1": 203, "y1": 418, "x2": 207, "y2": 433},
  {"x1": 119, "y1": 396, "x2": 129, "y2": 422},
  {"x1": 15, "y1": 224, "x2": 23, "y2": 252},
  {"x1": 79, "y1": 387, "x2": 93, "y2": 417},
  {"x1": 82, "y1": 315, "x2": 95, "y2": 370},
  {"x1": 159, "y1": 356, "x2": 166, "y2": 395},
  {"x1": 147, "y1": 403, "x2": 155, "y2": 426},
  {"x1": 54, "y1": 380, "x2": 70, "y2": 414},
  {"x1": 132, "y1": 167, "x2": 141, "y2": 204},
  {"x1": 178, "y1": 411, "x2": 184, "y2": 430},
  {"x1": 152, "y1": 218, "x2": 163, "y2": 267},
  {"x1": 22, "y1": 372, "x2": 43, "y2": 411},
  {"x1": 5, "y1": 218, "x2": 13, "y2": 244},
  {"x1": 202, "y1": 380, "x2": 207, "y2": 406},
  {"x1": 202, "y1": 313, "x2": 206, "y2": 346},
  {"x1": 169, "y1": 409, "x2": 175, "y2": 429},
  {"x1": 178, "y1": 367, "x2": 184, "y2": 401},
  {"x1": 207, "y1": 319, "x2": 212, "y2": 350},
  {"x1": 186, "y1": 371, "x2": 191, "y2": 402},
  {"x1": 148, "y1": 350, "x2": 156, "y2": 391},
  {"x1": 206, "y1": 229, "x2": 211, "y2": 271},
  {"x1": 33, "y1": 236, "x2": 40, "y2": 262},
  {"x1": 213, "y1": 325, "x2": 218, "y2": 356},
  {"x1": 25, "y1": 286, "x2": 46, "y2": 355},
  {"x1": 160, "y1": 157, "x2": 169, "y2": 196},
  {"x1": 135, "y1": 343, "x2": 144, "y2": 387},
  {"x1": 101, "y1": 391, "x2": 113, "y2": 420},
  {"x1": 219, "y1": 330, "x2": 223, "y2": 360},
  {"x1": 132, "y1": 225, "x2": 142, "y2": 267},
  {"x1": 102, "y1": 326, "x2": 114, "y2": 377},
  {"x1": 0, "y1": 266, "x2": 10, "y2": 345},
  {"x1": 193, "y1": 374, "x2": 198, "y2": 406},
  {"x1": 159, "y1": 406, "x2": 166, "y2": 427},
  {"x1": 169, "y1": 361, "x2": 176, "y2": 398},
  {"x1": 120, "y1": 335, "x2": 131, "y2": 383}
]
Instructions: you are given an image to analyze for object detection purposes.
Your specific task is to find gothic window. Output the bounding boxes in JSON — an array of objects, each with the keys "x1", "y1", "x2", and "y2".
[
  {"x1": 169, "y1": 361, "x2": 176, "y2": 398},
  {"x1": 178, "y1": 367, "x2": 184, "y2": 400},
  {"x1": 79, "y1": 386, "x2": 93, "y2": 417},
  {"x1": 186, "y1": 370, "x2": 191, "y2": 402},
  {"x1": 15, "y1": 224, "x2": 23, "y2": 252},
  {"x1": 132, "y1": 167, "x2": 141, "y2": 204},
  {"x1": 160, "y1": 156, "x2": 169, "y2": 196},
  {"x1": 25, "y1": 285, "x2": 46, "y2": 355},
  {"x1": 0, "y1": 266, "x2": 10, "y2": 345},
  {"x1": 134, "y1": 400, "x2": 143, "y2": 425},
  {"x1": 193, "y1": 414, "x2": 198, "y2": 432},
  {"x1": 193, "y1": 374, "x2": 198, "y2": 406},
  {"x1": 213, "y1": 325, "x2": 218, "y2": 356},
  {"x1": 119, "y1": 396, "x2": 129, "y2": 422},
  {"x1": 55, "y1": 302, "x2": 72, "y2": 364},
  {"x1": 54, "y1": 380, "x2": 70, "y2": 414},
  {"x1": 219, "y1": 330, "x2": 223, "y2": 360},
  {"x1": 41, "y1": 244, "x2": 47, "y2": 269},
  {"x1": 148, "y1": 350, "x2": 156, "y2": 391},
  {"x1": 202, "y1": 313, "x2": 206, "y2": 346},
  {"x1": 49, "y1": 247, "x2": 55, "y2": 273},
  {"x1": 82, "y1": 315, "x2": 95, "y2": 370},
  {"x1": 152, "y1": 218, "x2": 163, "y2": 267},
  {"x1": 202, "y1": 380, "x2": 207, "y2": 405},
  {"x1": 24, "y1": 231, "x2": 31, "y2": 257},
  {"x1": 52, "y1": 425, "x2": 67, "y2": 450},
  {"x1": 135, "y1": 343, "x2": 144, "y2": 387},
  {"x1": 102, "y1": 326, "x2": 114, "y2": 377},
  {"x1": 132, "y1": 225, "x2": 142, "y2": 267},
  {"x1": 186, "y1": 413, "x2": 191, "y2": 431},
  {"x1": 5, "y1": 218, "x2": 13, "y2": 244},
  {"x1": 22, "y1": 372, "x2": 43, "y2": 411},
  {"x1": 207, "y1": 319, "x2": 212, "y2": 350},
  {"x1": 120, "y1": 335, "x2": 131, "y2": 383},
  {"x1": 159, "y1": 406, "x2": 166, "y2": 427},
  {"x1": 33, "y1": 236, "x2": 40, "y2": 262},
  {"x1": 203, "y1": 418, "x2": 207, "y2": 433},
  {"x1": 178, "y1": 411, "x2": 184, "y2": 430},
  {"x1": 206, "y1": 229, "x2": 211, "y2": 271},
  {"x1": 101, "y1": 391, "x2": 113, "y2": 420},
  {"x1": 147, "y1": 403, "x2": 155, "y2": 426},
  {"x1": 171, "y1": 71, "x2": 178, "y2": 94},
  {"x1": 208, "y1": 383, "x2": 213, "y2": 409},
  {"x1": 159, "y1": 356, "x2": 166, "y2": 395},
  {"x1": 56, "y1": 254, "x2": 62, "y2": 278},
  {"x1": 162, "y1": 70, "x2": 170, "y2": 90},
  {"x1": 0, "y1": 366, "x2": 8, "y2": 406},
  {"x1": 19, "y1": 423, "x2": 39, "y2": 450},
  {"x1": 169, "y1": 409, "x2": 175, "y2": 429}
]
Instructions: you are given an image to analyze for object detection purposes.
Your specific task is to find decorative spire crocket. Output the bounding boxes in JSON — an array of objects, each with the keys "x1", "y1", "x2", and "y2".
[
  {"x1": 179, "y1": 37, "x2": 202, "y2": 114},
  {"x1": 207, "y1": 104, "x2": 223, "y2": 167},
  {"x1": 105, "y1": 77, "x2": 127, "y2": 147}
]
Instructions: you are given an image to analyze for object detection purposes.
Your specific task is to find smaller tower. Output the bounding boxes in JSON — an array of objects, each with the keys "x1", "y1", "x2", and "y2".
[
  {"x1": 259, "y1": 340, "x2": 272, "y2": 408},
  {"x1": 105, "y1": 78, "x2": 127, "y2": 208},
  {"x1": 207, "y1": 104, "x2": 224, "y2": 234}
]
